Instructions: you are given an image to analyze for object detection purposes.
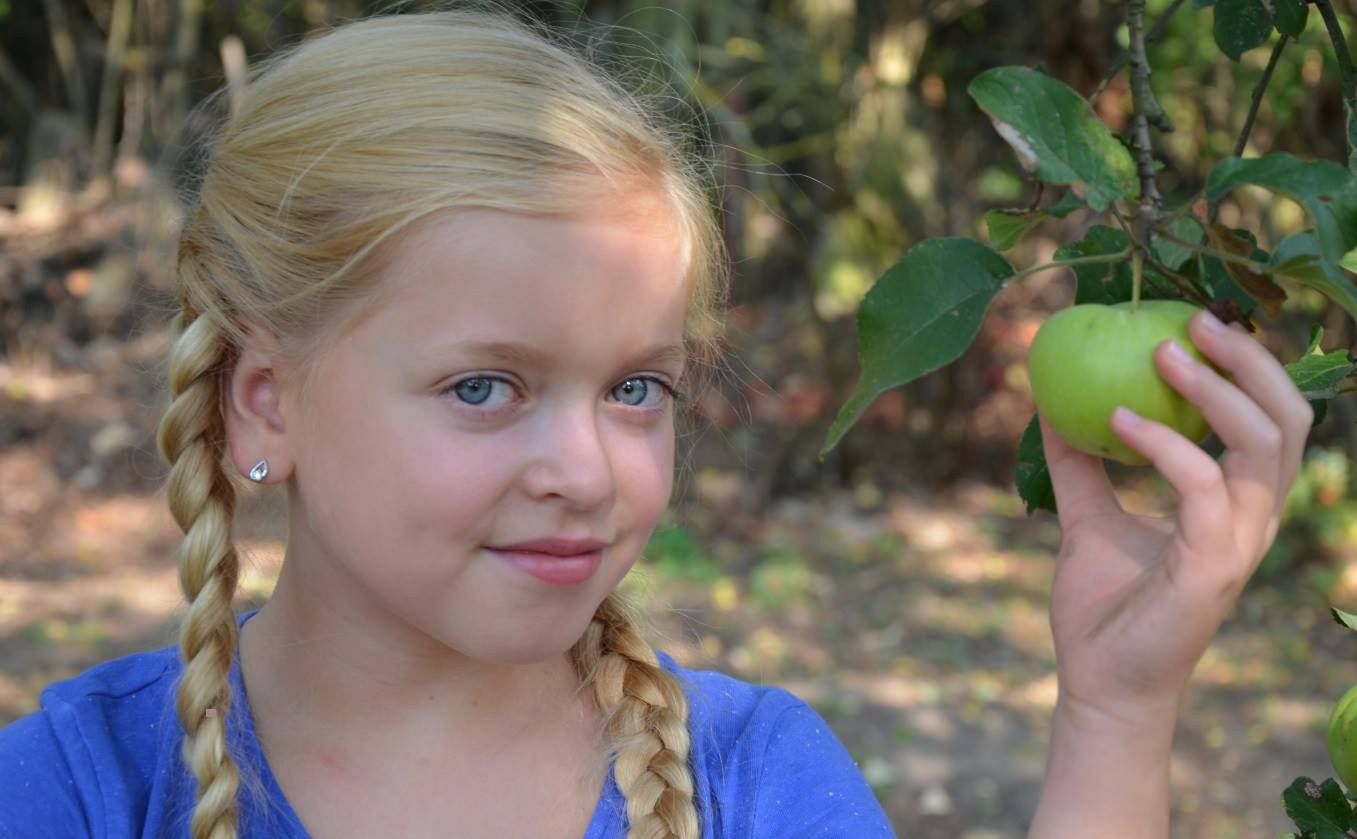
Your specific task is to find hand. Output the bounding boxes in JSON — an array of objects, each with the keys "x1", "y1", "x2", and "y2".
[{"x1": 1038, "y1": 308, "x2": 1314, "y2": 732}]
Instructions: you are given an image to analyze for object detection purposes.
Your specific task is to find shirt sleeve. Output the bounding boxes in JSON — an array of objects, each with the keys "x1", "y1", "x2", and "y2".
[
  {"x1": 746, "y1": 698, "x2": 896, "y2": 838},
  {"x1": 0, "y1": 709, "x2": 94, "y2": 839}
]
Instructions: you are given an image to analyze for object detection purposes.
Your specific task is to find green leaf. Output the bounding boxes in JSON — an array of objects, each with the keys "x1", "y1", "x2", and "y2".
[
  {"x1": 1332, "y1": 607, "x2": 1357, "y2": 631},
  {"x1": 1214, "y1": 0, "x2": 1275, "y2": 60},
  {"x1": 985, "y1": 209, "x2": 1047, "y2": 251},
  {"x1": 1286, "y1": 348, "x2": 1357, "y2": 396},
  {"x1": 1306, "y1": 324, "x2": 1324, "y2": 356},
  {"x1": 1274, "y1": 0, "x2": 1308, "y2": 37},
  {"x1": 1206, "y1": 154, "x2": 1357, "y2": 264},
  {"x1": 1284, "y1": 336, "x2": 1355, "y2": 426},
  {"x1": 1055, "y1": 226, "x2": 1134, "y2": 305},
  {"x1": 1282, "y1": 777, "x2": 1354, "y2": 838},
  {"x1": 1016, "y1": 414, "x2": 1056, "y2": 516},
  {"x1": 1271, "y1": 231, "x2": 1357, "y2": 322},
  {"x1": 822, "y1": 239, "x2": 1012, "y2": 455},
  {"x1": 1046, "y1": 191, "x2": 1086, "y2": 218},
  {"x1": 1154, "y1": 215, "x2": 1205, "y2": 270},
  {"x1": 1299, "y1": 324, "x2": 1337, "y2": 423},
  {"x1": 968, "y1": 67, "x2": 1139, "y2": 211}
]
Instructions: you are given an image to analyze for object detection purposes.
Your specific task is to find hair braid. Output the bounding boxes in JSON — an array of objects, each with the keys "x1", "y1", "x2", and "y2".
[
  {"x1": 156, "y1": 291, "x2": 244, "y2": 839},
  {"x1": 574, "y1": 593, "x2": 698, "y2": 839}
]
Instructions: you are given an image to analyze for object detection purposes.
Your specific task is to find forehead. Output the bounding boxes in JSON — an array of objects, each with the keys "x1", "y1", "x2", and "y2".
[{"x1": 350, "y1": 205, "x2": 692, "y2": 362}]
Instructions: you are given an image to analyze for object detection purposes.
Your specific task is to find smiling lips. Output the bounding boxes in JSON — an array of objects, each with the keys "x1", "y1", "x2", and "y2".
[{"x1": 487, "y1": 537, "x2": 608, "y2": 585}]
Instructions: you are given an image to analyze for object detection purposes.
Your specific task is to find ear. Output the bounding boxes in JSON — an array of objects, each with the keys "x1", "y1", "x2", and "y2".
[{"x1": 223, "y1": 323, "x2": 293, "y2": 485}]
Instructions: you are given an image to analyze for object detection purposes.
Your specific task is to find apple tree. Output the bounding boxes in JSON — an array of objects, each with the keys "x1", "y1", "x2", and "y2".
[{"x1": 815, "y1": 2, "x2": 1357, "y2": 833}]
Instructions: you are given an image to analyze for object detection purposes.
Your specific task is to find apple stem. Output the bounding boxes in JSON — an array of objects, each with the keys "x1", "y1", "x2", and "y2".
[{"x1": 1132, "y1": 250, "x2": 1143, "y2": 312}]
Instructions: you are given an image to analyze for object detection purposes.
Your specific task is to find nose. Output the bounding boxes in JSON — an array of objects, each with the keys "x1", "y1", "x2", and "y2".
[{"x1": 520, "y1": 403, "x2": 616, "y2": 509}]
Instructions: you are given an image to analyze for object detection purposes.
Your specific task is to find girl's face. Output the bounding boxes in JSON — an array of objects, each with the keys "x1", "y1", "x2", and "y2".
[{"x1": 278, "y1": 203, "x2": 691, "y2": 664}]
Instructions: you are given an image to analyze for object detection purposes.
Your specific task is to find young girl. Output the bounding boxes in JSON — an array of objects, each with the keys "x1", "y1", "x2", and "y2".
[{"x1": 0, "y1": 7, "x2": 1315, "y2": 839}]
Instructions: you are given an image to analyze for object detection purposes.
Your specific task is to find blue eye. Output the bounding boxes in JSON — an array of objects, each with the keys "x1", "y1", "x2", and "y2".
[
  {"x1": 443, "y1": 375, "x2": 676, "y2": 414},
  {"x1": 612, "y1": 377, "x2": 674, "y2": 409},
  {"x1": 449, "y1": 377, "x2": 511, "y2": 408}
]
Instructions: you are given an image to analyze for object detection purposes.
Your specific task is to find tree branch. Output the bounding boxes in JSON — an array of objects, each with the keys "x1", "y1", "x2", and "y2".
[
  {"x1": 1314, "y1": 0, "x2": 1357, "y2": 164},
  {"x1": 1233, "y1": 34, "x2": 1289, "y2": 158},
  {"x1": 1315, "y1": 0, "x2": 1357, "y2": 106},
  {"x1": 1128, "y1": 0, "x2": 1164, "y2": 214},
  {"x1": 93, "y1": 0, "x2": 134, "y2": 176},
  {"x1": 1089, "y1": 0, "x2": 1187, "y2": 107},
  {"x1": 1206, "y1": 33, "x2": 1291, "y2": 224}
]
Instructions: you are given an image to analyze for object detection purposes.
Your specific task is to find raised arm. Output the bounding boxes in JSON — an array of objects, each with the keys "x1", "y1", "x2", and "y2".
[{"x1": 1028, "y1": 309, "x2": 1313, "y2": 837}]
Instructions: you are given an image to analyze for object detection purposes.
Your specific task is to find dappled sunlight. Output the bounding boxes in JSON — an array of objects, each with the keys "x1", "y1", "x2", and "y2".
[{"x1": 7, "y1": 1, "x2": 1357, "y2": 834}]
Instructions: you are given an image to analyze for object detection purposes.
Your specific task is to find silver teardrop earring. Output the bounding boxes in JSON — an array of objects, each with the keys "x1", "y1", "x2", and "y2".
[{"x1": 248, "y1": 459, "x2": 270, "y2": 483}]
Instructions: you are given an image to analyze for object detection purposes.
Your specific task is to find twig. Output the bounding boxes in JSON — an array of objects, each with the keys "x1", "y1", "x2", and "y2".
[
  {"x1": 1315, "y1": 0, "x2": 1357, "y2": 106},
  {"x1": 1233, "y1": 34, "x2": 1288, "y2": 159},
  {"x1": 1314, "y1": 0, "x2": 1357, "y2": 162},
  {"x1": 1109, "y1": 203, "x2": 1134, "y2": 238},
  {"x1": 1128, "y1": 0, "x2": 1164, "y2": 214},
  {"x1": 1142, "y1": 253, "x2": 1213, "y2": 305},
  {"x1": 1155, "y1": 231, "x2": 1272, "y2": 275},
  {"x1": 1089, "y1": 0, "x2": 1188, "y2": 106},
  {"x1": 1009, "y1": 249, "x2": 1133, "y2": 284},
  {"x1": 1206, "y1": 33, "x2": 1291, "y2": 224}
]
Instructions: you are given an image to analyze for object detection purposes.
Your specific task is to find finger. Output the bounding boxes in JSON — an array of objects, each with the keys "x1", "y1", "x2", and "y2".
[
  {"x1": 1151, "y1": 336, "x2": 1279, "y2": 556},
  {"x1": 1187, "y1": 311, "x2": 1315, "y2": 507},
  {"x1": 1110, "y1": 406, "x2": 1236, "y2": 585},
  {"x1": 1038, "y1": 412, "x2": 1121, "y2": 528}
]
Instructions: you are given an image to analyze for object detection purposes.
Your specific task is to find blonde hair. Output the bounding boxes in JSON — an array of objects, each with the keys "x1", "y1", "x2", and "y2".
[{"x1": 155, "y1": 7, "x2": 727, "y2": 838}]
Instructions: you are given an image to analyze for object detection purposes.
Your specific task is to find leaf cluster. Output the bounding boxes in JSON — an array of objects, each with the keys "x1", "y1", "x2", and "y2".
[{"x1": 822, "y1": 62, "x2": 1357, "y2": 516}]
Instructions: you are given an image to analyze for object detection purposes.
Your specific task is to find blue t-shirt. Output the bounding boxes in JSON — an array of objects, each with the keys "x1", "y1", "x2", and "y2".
[{"x1": 0, "y1": 612, "x2": 894, "y2": 838}]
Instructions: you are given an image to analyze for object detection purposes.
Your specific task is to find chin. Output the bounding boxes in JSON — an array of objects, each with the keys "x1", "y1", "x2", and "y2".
[{"x1": 459, "y1": 617, "x2": 597, "y2": 666}]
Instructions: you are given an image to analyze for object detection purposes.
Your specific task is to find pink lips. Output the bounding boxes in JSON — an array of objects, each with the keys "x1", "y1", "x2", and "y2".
[{"x1": 487, "y1": 537, "x2": 608, "y2": 586}]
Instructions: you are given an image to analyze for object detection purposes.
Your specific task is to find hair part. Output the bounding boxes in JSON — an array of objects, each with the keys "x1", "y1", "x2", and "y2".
[{"x1": 159, "y1": 6, "x2": 727, "y2": 838}]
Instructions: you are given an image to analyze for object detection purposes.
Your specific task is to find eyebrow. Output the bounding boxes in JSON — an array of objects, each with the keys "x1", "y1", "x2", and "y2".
[{"x1": 444, "y1": 340, "x2": 688, "y2": 369}]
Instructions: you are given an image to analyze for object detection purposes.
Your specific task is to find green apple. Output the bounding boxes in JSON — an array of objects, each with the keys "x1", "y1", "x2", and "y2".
[
  {"x1": 1329, "y1": 684, "x2": 1357, "y2": 790},
  {"x1": 1027, "y1": 299, "x2": 1214, "y2": 466}
]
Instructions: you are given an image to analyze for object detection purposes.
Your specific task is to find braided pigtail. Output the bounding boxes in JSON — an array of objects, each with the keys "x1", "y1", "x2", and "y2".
[
  {"x1": 573, "y1": 593, "x2": 699, "y2": 839},
  {"x1": 155, "y1": 283, "x2": 243, "y2": 839}
]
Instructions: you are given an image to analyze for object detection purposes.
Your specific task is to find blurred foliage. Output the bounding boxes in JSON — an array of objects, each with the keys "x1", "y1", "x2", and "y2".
[
  {"x1": 6, "y1": 0, "x2": 1357, "y2": 490},
  {"x1": 8, "y1": 5, "x2": 1357, "y2": 833}
]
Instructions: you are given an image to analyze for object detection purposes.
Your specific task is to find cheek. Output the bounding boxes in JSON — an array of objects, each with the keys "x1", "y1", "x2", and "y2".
[
  {"x1": 621, "y1": 426, "x2": 676, "y2": 520},
  {"x1": 294, "y1": 376, "x2": 475, "y2": 533}
]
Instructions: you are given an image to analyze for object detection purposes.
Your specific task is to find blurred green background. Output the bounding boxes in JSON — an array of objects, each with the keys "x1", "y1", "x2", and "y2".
[{"x1": 5, "y1": 0, "x2": 1357, "y2": 835}]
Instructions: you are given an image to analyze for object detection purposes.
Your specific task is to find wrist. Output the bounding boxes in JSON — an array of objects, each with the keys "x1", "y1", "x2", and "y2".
[
  {"x1": 1028, "y1": 696, "x2": 1178, "y2": 839},
  {"x1": 1051, "y1": 692, "x2": 1181, "y2": 753}
]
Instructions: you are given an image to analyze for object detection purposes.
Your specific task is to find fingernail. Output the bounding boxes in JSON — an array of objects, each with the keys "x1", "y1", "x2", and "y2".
[
  {"x1": 1199, "y1": 311, "x2": 1226, "y2": 334},
  {"x1": 1112, "y1": 406, "x2": 1142, "y2": 428},
  {"x1": 1166, "y1": 340, "x2": 1194, "y2": 365}
]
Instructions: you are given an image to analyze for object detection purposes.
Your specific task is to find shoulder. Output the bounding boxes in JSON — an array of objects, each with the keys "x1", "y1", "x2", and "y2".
[
  {"x1": 656, "y1": 652, "x2": 896, "y2": 838},
  {"x1": 656, "y1": 650, "x2": 802, "y2": 737},
  {"x1": 40, "y1": 643, "x2": 180, "y2": 708},
  {"x1": 0, "y1": 643, "x2": 185, "y2": 838}
]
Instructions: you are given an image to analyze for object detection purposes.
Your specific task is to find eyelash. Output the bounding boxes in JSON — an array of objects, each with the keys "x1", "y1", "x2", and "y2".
[{"x1": 440, "y1": 375, "x2": 683, "y2": 416}]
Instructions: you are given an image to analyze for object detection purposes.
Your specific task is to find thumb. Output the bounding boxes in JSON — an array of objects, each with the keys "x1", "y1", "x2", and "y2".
[{"x1": 1038, "y1": 412, "x2": 1121, "y2": 528}]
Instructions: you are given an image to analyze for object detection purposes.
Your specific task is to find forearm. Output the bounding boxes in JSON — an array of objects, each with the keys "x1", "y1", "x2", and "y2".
[{"x1": 1028, "y1": 699, "x2": 1175, "y2": 838}]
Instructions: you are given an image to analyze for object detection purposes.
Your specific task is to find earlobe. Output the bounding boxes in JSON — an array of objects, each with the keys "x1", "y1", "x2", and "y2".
[{"x1": 224, "y1": 334, "x2": 293, "y2": 484}]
